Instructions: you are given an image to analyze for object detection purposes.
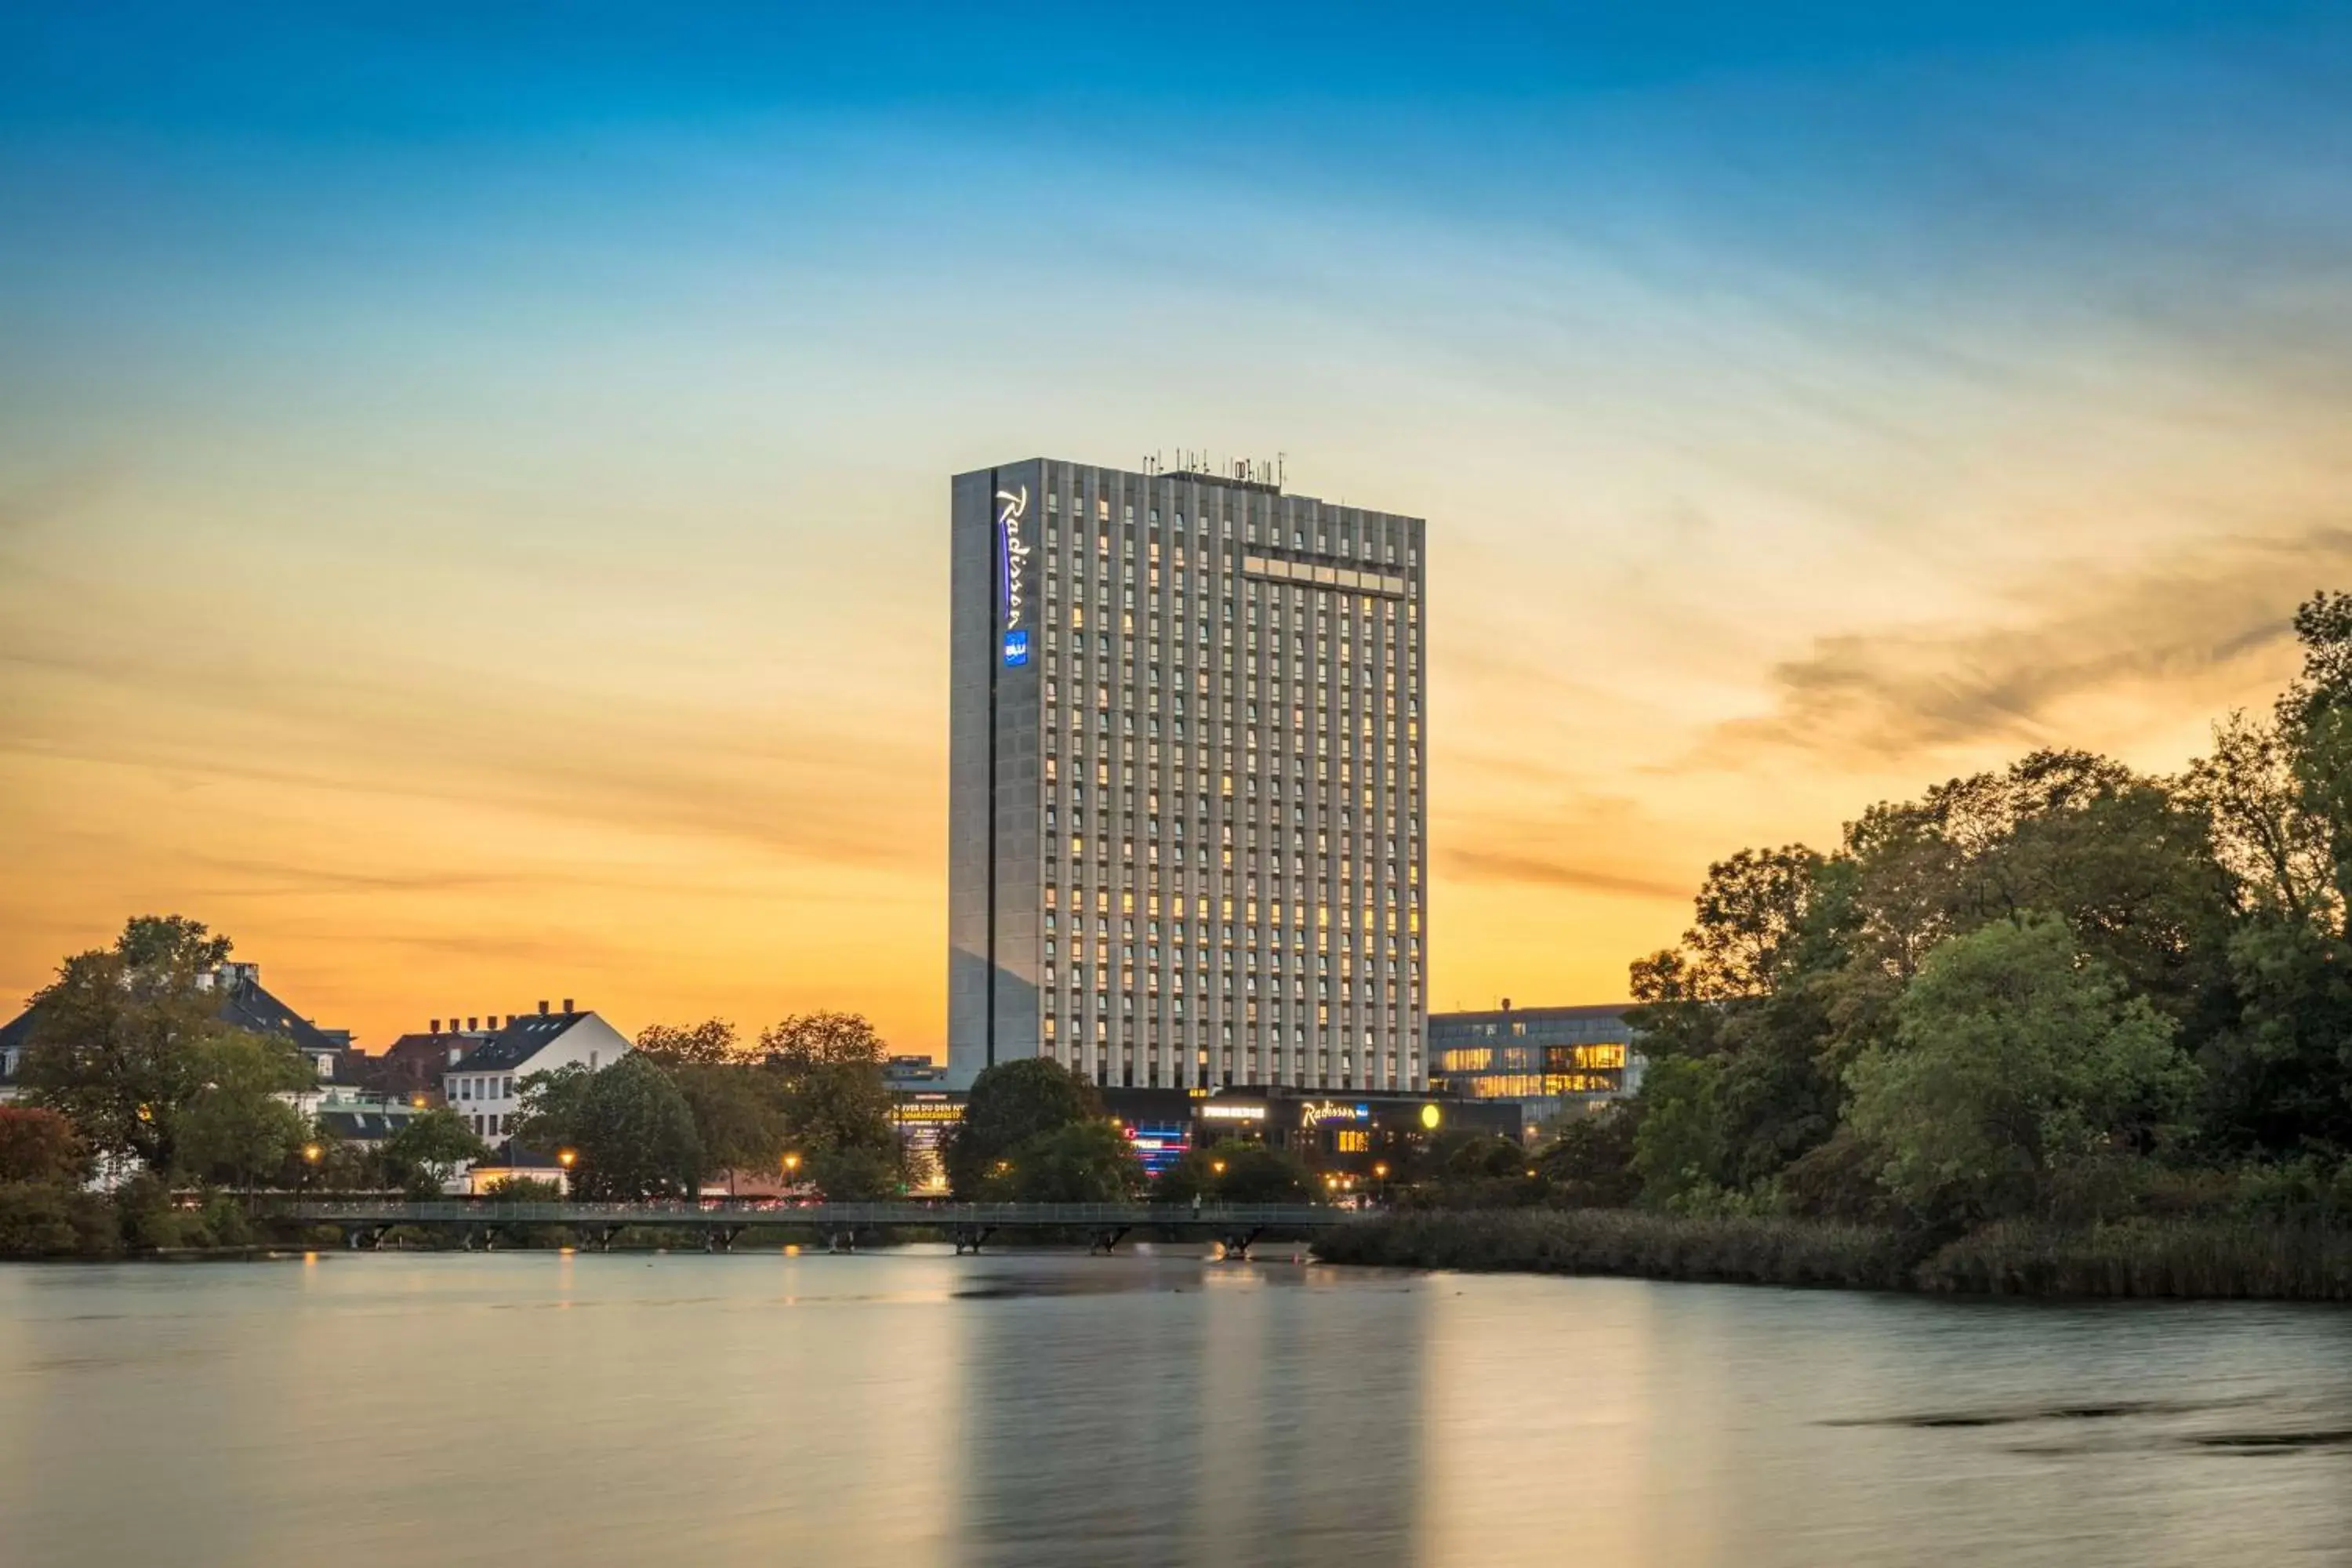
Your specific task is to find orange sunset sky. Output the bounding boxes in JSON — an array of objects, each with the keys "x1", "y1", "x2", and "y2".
[{"x1": 5, "y1": 8, "x2": 2350, "y2": 1056}]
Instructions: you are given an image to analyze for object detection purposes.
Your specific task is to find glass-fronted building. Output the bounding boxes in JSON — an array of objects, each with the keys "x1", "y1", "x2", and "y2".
[
  {"x1": 949, "y1": 458, "x2": 1428, "y2": 1093},
  {"x1": 1427, "y1": 1003, "x2": 1640, "y2": 1138}
]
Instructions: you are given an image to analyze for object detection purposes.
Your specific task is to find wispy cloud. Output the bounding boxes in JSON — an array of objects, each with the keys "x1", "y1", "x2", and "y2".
[
  {"x1": 1697, "y1": 524, "x2": 2352, "y2": 764},
  {"x1": 1442, "y1": 847, "x2": 1689, "y2": 900}
]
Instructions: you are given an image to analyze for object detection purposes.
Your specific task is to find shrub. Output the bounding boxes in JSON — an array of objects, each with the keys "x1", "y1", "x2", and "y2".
[
  {"x1": 1916, "y1": 1219, "x2": 2352, "y2": 1300},
  {"x1": 0, "y1": 1181, "x2": 122, "y2": 1258}
]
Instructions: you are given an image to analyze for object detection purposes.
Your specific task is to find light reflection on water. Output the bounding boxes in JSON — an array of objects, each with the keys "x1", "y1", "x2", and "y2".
[{"x1": 1, "y1": 1249, "x2": 2347, "y2": 1567}]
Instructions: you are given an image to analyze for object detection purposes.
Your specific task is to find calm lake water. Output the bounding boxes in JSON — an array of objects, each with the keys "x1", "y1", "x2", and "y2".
[{"x1": 3, "y1": 1248, "x2": 2350, "y2": 1567}]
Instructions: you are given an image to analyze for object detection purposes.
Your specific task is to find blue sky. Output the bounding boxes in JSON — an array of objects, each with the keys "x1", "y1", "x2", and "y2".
[{"x1": 3, "y1": 2, "x2": 2349, "y2": 1047}]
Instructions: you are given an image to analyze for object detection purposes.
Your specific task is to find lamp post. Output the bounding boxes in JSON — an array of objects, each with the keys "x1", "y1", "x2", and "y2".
[
  {"x1": 1373, "y1": 1161, "x2": 1389, "y2": 1206},
  {"x1": 302, "y1": 1141, "x2": 321, "y2": 1200},
  {"x1": 557, "y1": 1147, "x2": 576, "y2": 1197}
]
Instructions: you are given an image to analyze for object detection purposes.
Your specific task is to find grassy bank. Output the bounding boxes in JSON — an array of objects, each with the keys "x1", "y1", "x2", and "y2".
[{"x1": 1313, "y1": 1210, "x2": 2352, "y2": 1301}]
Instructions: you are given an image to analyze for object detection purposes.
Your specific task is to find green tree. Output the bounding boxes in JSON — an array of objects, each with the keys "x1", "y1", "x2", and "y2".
[
  {"x1": 1533, "y1": 1112, "x2": 1641, "y2": 1209},
  {"x1": 757, "y1": 1012, "x2": 900, "y2": 1192},
  {"x1": 1630, "y1": 1056, "x2": 1729, "y2": 1208},
  {"x1": 0, "y1": 1106, "x2": 91, "y2": 1185},
  {"x1": 1846, "y1": 913, "x2": 2198, "y2": 1222},
  {"x1": 807, "y1": 1142, "x2": 901, "y2": 1200},
  {"x1": 18, "y1": 916, "x2": 245, "y2": 1171},
  {"x1": 981, "y1": 1120, "x2": 1145, "y2": 1202},
  {"x1": 635, "y1": 1018, "x2": 744, "y2": 1066},
  {"x1": 383, "y1": 1108, "x2": 490, "y2": 1198},
  {"x1": 0, "y1": 1183, "x2": 121, "y2": 1258},
  {"x1": 171, "y1": 1031, "x2": 315, "y2": 1189},
  {"x1": 527, "y1": 1054, "x2": 701, "y2": 1201},
  {"x1": 668, "y1": 1063, "x2": 789, "y2": 1189},
  {"x1": 943, "y1": 1058, "x2": 1101, "y2": 1196}
]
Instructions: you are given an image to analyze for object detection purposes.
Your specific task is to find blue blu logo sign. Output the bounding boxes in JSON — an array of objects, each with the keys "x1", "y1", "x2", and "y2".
[{"x1": 1001, "y1": 628, "x2": 1029, "y2": 666}]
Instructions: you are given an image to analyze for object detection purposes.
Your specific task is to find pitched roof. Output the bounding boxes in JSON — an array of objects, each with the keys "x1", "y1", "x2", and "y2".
[
  {"x1": 317, "y1": 1108, "x2": 417, "y2": 1142},
  {"x1": 212, "y1": 967, "x2": 345, "y2": 1058},
  {"x1": 451, "y1": 1011, "x2": 590, "y2": 1074}
]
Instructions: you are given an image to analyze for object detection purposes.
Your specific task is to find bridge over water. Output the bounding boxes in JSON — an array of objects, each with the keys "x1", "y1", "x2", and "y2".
[{"x1": 281, "y1": 1200, "x2": 1344, "y2": 1258}]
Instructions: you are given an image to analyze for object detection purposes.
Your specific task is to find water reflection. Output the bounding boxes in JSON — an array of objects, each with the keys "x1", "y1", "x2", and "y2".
[
  {"x1": 2, "y1": 1253, "x2": 2350, "y2": 1567},
  {"x1": 956, "y1": 1257, "x2": 1425, "y2": 1568}
]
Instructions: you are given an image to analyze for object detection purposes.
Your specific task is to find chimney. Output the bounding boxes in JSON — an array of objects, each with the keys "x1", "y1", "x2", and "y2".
[
  {"x1": 1501, "y1": 997, "x2": 1512, "y2": 1012},
  {"x1": 430, "y1": 1018, "x2": 441, "y2": 1034},
  {"x1": 539, "y1": 1000, "x2": 550, "y2": 1015},
  {"x1": 466, "y1": 1016, "x2": 478, "y2": 1032},
  {"x1": 562, "y1": 997, "x2": 574, "y2": 1014}
]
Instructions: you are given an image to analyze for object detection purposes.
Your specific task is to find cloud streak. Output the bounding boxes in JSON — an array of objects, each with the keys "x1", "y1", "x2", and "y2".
[{"x1": 1698, "y1": 524, "x2": 2352, "y2": 765}]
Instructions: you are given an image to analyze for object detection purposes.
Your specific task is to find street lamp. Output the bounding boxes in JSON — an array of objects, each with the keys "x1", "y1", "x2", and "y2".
[{"x1": 301, "y1": 1142, "x2": 321, "y2": 1197}]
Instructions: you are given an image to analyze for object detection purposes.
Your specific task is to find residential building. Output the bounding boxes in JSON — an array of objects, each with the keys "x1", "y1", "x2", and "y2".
[
  {"x1": 347, "y1": 1019, "x2": 499, "y2": 1105},
  {"x1": 439, "y1": 1001, "x2": 630, "y2": 1147},
  {"x1": 0, "y1": 959, "x2": 348, "y2": 1103},
  {"x1": 949, "y1": 457, "x2": 1428, "y2": 1094},
  {"x1": 1427, "y1": 1001, "x2": 1642, "y2": 1138}
]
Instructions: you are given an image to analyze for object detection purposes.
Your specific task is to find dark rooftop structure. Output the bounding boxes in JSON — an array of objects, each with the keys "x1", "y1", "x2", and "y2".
[{"x1": 455, "y1": 1005, "x2": 593, "y2": 1075}]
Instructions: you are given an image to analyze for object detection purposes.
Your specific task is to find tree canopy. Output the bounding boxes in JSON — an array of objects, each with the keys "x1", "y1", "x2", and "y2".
[
  {"x1": 1519, "y1": 590, "x2": 2352, "y2": 1229},
  {"x1": 942, "y1": 1058, "x2": 1102, "y2": 1197},
  {"x1": 17, "y1": 916, "x2": 316, "y2": 1181}
]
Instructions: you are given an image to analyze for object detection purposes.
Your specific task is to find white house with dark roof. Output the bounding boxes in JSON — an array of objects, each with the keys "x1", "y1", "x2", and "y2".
[{"x1": 441, "y1": 1000, "x2": 630, "y2": 1146}]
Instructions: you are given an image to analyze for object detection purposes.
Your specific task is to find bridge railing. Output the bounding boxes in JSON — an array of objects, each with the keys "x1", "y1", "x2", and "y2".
[{"x1": 279, "y1": 1200, "x2": 1343, "y2": 1227}]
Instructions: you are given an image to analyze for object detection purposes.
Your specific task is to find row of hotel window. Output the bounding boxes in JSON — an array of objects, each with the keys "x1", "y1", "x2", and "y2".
[
  {"x1": 1046, "y1": 596, "x2": 1419, "y2": 648},
  {"x1": 1442, "y1": 1073, "x2": 1624, "y2": 1098},
  {"x1": 452, "y1": 1075, "x2": 514, "y2": 1101},
  {"x1": 1037, "y1": 1034, "x2": 1417, "y2": 1081},
  {"x1": 1436, "y1": 1045, "x2": 1630, "y2": 1073},
  {"x1": 1040, "y1": 487, "x2": 1420, "y2": 565}
]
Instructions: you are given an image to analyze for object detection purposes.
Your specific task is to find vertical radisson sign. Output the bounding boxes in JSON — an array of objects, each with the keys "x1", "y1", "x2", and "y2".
[{"x1": 996, "y1": 485, "x2": 1030, "y2": 666}]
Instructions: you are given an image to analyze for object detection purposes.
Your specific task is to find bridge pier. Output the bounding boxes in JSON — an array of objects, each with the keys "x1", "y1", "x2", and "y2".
[
  {"x1": 950, "y1": 1225, "x2": 993, "y2": 1255},
  {"x1": 705, "y1": 1226, "x2": 744, "y2": 1254},
  {"x1": 825, "y1": 1228, "x2": 858, "y2": 1254},
  {"x1": 1087, "y1": 1225, "x2": 1131, "y2": 1256}
]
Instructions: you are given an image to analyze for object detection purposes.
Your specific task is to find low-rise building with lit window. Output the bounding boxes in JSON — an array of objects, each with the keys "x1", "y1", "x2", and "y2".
[
  {"x1": 1427, "y1": 1002, "x2": 1642, "y2": 1139},
  {"x1": 438, "y1": 1001, "x2": 630, "y2": 1149}
]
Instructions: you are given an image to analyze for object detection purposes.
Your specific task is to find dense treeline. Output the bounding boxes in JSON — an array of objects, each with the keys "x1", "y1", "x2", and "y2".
[
  {"x1": 1387, "y1": 591, "x2": 2352, "y2": 1265},
  {"x1": 0, "y1": 912, "x2": 915, "y2": 1254},
  {"x1": 522, "y1": 1012, "x2": 906, "y2": 1200}
]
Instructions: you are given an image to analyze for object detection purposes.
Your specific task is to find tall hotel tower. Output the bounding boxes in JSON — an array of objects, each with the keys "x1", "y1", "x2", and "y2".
[{"x1": 949, "y1": 457, "x2": 1427, "y2": 1093}]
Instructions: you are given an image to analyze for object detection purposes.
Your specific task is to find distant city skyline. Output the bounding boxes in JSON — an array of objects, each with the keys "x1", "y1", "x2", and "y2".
[{"x1": 4, "y1": 4, "x2": 2350, "y2": 1054}]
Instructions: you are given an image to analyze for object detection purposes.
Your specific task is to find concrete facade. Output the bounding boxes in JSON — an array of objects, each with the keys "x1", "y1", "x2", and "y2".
[{"x1": 949, "y1": 459, "x2": 1428, "y2": 1093}]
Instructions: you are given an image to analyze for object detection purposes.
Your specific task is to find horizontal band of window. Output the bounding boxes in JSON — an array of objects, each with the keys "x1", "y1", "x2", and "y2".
[{"x1": 1239, "y1": 555, "x2": 1410, "y2": 597}]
